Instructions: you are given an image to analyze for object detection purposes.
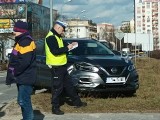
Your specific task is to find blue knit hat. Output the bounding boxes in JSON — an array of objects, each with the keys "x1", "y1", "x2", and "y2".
[{"x1": 13, "y1": 20, "x2": 28, "y2": 33}]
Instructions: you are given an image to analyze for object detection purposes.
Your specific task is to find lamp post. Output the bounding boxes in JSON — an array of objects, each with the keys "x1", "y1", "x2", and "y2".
[
  {"x1": 134, "y1": 0, "x2": 137, "y2": 64},
  {"x1": 50, "y1": 0, "x2": 53, "y2": 28},
  {"x1": 76, "y1": 10, "x2": 86, "y2": 38},
  {"x1": 60, "y1": 0, "x2": 72, "y2": 21}
]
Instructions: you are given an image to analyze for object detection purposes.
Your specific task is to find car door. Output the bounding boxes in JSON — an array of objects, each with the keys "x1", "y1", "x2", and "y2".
[{"x1": 35, "y1": 40, "x2": 52, "y2": 89}]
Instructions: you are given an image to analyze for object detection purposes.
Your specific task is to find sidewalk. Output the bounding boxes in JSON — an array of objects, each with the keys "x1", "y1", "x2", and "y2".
[
  {"x1": 0, "y1": 100, "x2": 160, "y2": 120},
  {"x1": 1, "y1": 112, "x2": 160, "y2": 120}
]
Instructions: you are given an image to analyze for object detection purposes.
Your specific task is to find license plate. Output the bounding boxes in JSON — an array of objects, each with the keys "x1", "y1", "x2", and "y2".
[{"x1": 106, "y1": 77, "x2": 126, "y2": 83}]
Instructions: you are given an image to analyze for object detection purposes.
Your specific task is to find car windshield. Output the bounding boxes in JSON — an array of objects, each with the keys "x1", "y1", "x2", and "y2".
[{"x1": 65, "y1": 39, "x2": 114, "y2": 56}]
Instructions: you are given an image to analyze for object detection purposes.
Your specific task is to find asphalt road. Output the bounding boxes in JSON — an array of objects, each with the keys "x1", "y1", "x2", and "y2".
[{"x1": 0, "y1": 71, "x2": 17, "y2": 110}]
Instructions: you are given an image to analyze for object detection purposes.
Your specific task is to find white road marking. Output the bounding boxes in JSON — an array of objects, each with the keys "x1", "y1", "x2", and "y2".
[{"x1": 0, "y1": 92, "x2": 3, "y2": 95}]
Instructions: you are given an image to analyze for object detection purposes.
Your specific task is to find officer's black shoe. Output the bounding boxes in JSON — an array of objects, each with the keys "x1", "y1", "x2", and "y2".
[
  {"x1": 52, "y1": 108, "x2": 64, "y2": 115},
  {"x1": 74, "y1": 102, "x2": 87, "y2": 108}
]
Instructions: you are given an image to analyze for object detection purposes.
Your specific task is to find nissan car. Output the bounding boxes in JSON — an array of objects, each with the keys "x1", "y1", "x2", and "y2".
[{"x1": 35, "y1": 38, "x2": 139, "y2": 95}]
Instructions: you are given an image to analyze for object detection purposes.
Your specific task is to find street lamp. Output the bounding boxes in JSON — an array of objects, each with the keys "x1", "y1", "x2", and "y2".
[
  {"x1": 76, "y1": 10, "x2": 86, "y2": 38},
  {"x1": 60, "y1": 0, "x2": 72, "y2": 21},
  {"x1": 134, "y1": 0, "x2": 137, "y2": 64},
  {"x1": 77, "y1": 10, "x2": 85, "y2": 19},
  {"x1": 50, "y1": 0, "x2": 53, "y2": 28}
]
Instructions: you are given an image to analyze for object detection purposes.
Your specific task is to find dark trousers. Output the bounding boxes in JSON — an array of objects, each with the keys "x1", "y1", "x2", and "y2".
[{"x1": 51, "y1": 65, "x2": 81, "y2": 109}]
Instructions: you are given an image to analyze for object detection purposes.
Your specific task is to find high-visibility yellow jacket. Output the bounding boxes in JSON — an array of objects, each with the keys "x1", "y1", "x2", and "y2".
[{"x1": 45, "y1": 31, "x2": 67, "y2": 66}]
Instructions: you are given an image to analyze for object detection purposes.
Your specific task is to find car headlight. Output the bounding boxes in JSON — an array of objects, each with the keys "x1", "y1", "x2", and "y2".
[
  {"x1": 74, "y1": 62, "x2": 99, "y2": 72},
  {"x1": 128, "y1": 65, "x2": 135, "y2": 71},
  {"x1": 67, "y1": 65, "x2": 74, "y2": 74}
]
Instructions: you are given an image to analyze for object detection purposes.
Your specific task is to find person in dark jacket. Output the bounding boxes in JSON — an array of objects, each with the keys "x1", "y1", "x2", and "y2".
[
  {"x1": 45, "y1": 20, "x2": 87, "y2": 115},
  {"x1": 6, "y1": 20, "x2": 36, "y2": 120}
]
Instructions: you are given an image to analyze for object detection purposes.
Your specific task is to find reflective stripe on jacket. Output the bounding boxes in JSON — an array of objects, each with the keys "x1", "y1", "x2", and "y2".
[{"x1": 45, "y1": 31, "x2": 67, "y2": 66}]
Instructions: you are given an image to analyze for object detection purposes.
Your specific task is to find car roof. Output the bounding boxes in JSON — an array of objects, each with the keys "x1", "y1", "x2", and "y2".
[
  {"x1": 99, "y1": 39, "x2": 107, "y2": 41},
  {"x1": 63, "y1": 38, "x2": 97, "y2": 41},
  {"x1": 99, "y1": 40, "x2": 110, "y2": 43}
]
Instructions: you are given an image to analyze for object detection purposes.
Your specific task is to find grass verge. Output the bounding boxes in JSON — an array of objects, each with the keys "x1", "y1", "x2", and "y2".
[{"x1": 31, "y1": 58, "x2": 160, "y2": 113}]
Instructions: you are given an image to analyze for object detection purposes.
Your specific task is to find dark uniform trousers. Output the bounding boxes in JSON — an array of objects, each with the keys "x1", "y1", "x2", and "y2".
[{"x1": 51, "y1": 65, "x2": 81, "y2": 109}]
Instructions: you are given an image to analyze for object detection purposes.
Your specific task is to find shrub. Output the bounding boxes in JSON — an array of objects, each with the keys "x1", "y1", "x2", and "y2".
[{"x1": 150, "y1": 50, "x2": 160, "y2": 59}]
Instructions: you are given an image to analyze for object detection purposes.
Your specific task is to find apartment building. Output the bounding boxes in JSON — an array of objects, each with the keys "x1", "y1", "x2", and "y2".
[
  {"x1": 121, "y1": 19, "x2": 135, "y2": 33},
  {"x1": 135, "y1": 0, "x2": 160, "y2": 50},
  {"x1": 65, "y1": 19, "x2": 97, "y2": 39}
]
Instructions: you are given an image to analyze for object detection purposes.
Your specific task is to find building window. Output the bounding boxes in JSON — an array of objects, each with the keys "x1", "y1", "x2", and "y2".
[
  {"x1": 147, "y1": 16, "x2": 150, "y2": 22},
  {"x1": 77, "y1": 29, "x2": 80, "y2": 32},
  {"x1": 147, "y1": 29, "x2": 151, "y2": 33},
  {"x1": 137, "y1": 29, "x2": 141, "y2": 32},
  {"x1": 137, "y1": 7, "x2": 141, "y2": 14},
  {"x1": 137, "y1": 21, "x2": 141, "y2": 27},
  {"x1": 147, "y1": 2, "x2": 150, "y2": 9},
  {"x1": 137, "y1": 16, "x2": 141, "y2": 19}
]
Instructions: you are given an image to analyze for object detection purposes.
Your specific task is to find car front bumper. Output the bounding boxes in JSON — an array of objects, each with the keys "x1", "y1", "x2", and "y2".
[{"x1": 70, "y1": 69, "x2": 139, "y2": 93}]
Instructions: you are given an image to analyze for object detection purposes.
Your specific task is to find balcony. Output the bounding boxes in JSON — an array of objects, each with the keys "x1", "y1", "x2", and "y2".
[{"x1": 154, "y1": 35, "x2": 159, "y2": 39}]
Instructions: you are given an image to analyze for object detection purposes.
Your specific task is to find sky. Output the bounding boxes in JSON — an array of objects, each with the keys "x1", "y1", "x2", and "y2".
[{"x1": 42, "y1": 0, "x2": 135, "y2": 27}]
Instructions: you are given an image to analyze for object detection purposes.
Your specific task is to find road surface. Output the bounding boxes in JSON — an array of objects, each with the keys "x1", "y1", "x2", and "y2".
[{"x1": 0, "y1": 71, "x2": 17, "y2": 110}]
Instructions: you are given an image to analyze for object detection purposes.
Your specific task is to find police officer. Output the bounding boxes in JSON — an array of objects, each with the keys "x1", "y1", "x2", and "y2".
[{"x1": 45, "y1": 20, "x2": 87, "y2": 115}]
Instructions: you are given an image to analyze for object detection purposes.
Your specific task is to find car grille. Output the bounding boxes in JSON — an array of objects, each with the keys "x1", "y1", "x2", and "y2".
[{"x1": 104, "y1": 66, "x2": 126, "y2": 75}]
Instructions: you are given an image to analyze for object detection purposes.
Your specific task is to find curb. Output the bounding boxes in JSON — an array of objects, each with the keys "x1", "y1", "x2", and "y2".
[
  {"x1": 0, "y1": 70, "x2": 7, "y2": 73},
  {"x1": 0, "y1": 98, "x2": 17, "y2": 112}
]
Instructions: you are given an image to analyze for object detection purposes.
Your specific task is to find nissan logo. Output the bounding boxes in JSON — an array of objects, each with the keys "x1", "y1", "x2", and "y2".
[{"x1": 111, "y1": 67, "x2": 118, "y2": 73}]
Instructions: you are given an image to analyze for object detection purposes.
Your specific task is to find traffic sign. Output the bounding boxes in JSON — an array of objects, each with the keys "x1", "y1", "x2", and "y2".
[{"x1": 114, "y1": 29, "x2": 125, "y2": 40}]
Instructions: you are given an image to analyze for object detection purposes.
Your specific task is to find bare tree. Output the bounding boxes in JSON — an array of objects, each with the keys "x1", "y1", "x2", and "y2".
[{"x1": 121, "y1": 26, "x2": 131, "y2": 33}]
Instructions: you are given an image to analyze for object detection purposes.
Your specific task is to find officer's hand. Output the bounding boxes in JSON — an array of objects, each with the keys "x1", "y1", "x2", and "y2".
[
  {"x1": 71, "y1": 42, "x2": 78, "y2": 46},
  {"x1": 67, "y1": 43, "x2": 73, "y2": 50}
]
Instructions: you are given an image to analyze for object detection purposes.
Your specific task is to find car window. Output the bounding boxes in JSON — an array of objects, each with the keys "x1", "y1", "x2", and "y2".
[
  {"x1": 66, "y1": 40, "x2": 114, "y2": 55},
  {"x1": 35, "y1": 39, "x2": 45, "y2": 55},
  {"x1": 100, "y1": 41, "x2": 110, "y2": 48},
  {"x1": 87, "y1": 43, "x2": 97, "y2": 47}
]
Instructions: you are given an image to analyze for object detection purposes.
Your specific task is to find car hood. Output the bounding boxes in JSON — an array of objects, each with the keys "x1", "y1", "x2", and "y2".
[{"x1": 68, "y1": 55, "x2": 132, "y2": 67}]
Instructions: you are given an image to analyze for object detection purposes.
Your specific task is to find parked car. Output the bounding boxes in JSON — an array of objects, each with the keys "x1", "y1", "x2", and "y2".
[{"x1": 35, "y1": 38, "x2": 139, "y2": 95}]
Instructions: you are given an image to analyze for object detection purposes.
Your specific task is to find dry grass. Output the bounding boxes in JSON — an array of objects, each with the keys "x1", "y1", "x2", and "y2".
[{"x1": 31, "y1": 58, "x2": 160, "y2": 113}]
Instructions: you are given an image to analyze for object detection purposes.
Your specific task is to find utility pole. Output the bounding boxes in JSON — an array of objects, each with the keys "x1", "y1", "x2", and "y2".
[{"x1": 134, "y1": 0, "x2": 137, "y2": 65}]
